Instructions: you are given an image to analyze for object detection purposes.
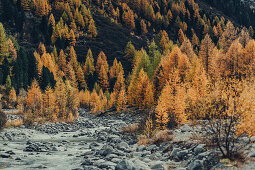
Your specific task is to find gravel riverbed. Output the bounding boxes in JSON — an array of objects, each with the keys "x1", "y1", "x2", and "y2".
[{"x1": 0, "y1": 109, "x2": 255, "y2": 170}]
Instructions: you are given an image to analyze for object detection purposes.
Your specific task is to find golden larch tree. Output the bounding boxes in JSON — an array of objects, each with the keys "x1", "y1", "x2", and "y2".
[
  {"x1": 43, "y1": 86, "x2": 57, "y2": 121},
  {"x1": 69, "y1": 29, "x2": 76, "y2": 46},
  {"x1": 87, "y1": 19, "x2": 97, "y2": 38},
  {"x1": 199, "y1": 34, "x2": 215, "y2": 74},
  {"x1": 98, "y1": 65, "x2": 109, "y2": 91},
  {"x1": 178, "y1": 29, "x2": 185, "y2": 45},
  {"x1": 26, "y1": 80, "x2": 43, "y2": 117},
  {"x1": 96, "y1": 51, "x2": 109, "y2": 74},
  {"x1": 83, "y1": 48, "x2": 95, "y2": 76}
]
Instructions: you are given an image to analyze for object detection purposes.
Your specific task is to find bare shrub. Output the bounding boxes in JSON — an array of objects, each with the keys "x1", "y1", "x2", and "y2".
[{"x1": 195, "y1": 79, "x2": 251, "y2": 160}]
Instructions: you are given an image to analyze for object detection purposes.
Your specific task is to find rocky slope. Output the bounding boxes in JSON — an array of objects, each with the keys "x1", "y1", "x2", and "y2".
[{"x1": 0, "y1": 110, "x2": 255, "y2": 170}]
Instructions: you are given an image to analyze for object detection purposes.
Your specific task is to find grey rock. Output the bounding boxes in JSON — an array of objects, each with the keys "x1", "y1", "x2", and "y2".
[
  {"x1": 82, "y1": 151, "x2": 94, "y2": 156},
  {"x1": 150, "y1": 161, "x2": 165, "y2": 170},
  {"x1": 137, "y1": 145, "x2": 146, "y2": 152},
  {"x1": 82, "y1": 159, "x2": 94, "y2": 166},
  {"x1": 99, "y1": 145, "x2": 114, "y2": 156},
  {"x1": 177, "y1": 150, "x2": 189, "y2": 160},
  {"x1": 181, "y1": 125, "x2": 192, "y2": 132},
  {"x1": 0, "y1": 153, "x2": 11, "y2": 158},
  {"x1": 133, "y1": 159, "x2": 150, "y2": 170},
  {"x1": 143, "y1": 158, "x2": 151, "y2": 163},
  {"x1": 83, "y1": 166, "x2": 99, "y2": 170},
  {"x1": 133, "y1": 152, "x2": 143, "y2": 157},
  {"x1": 115, "y1": 150, "x2": 126, "y2": 156},
  {"x1": 147, "y1": 144, "x2": 157, "y2": 151},
  {"x1": 170, "y1": 148, "x2": 181, "y2": 158},
  {"x1": 242, "y1": 137, "x2": 250, "y2": 143},
  {"x1": 106, "y1": 154, "x2": 118, "y2": 159},
  {"x1": 6, "y1": 150, "x2": 15, "y2": 155},
  {"x1": 188, "y1": 160, "x2": 203, "y2": 170},
  {"x1": 89, "y1": 142, "x2": 100, "y2": 149},
  {"x1": 250, "y1": 136, "x2": 255, "y2": 143},
  {"x1": 142, "y1": 151, "x2": 151, "y2": 157},
  {"x1": 117, "y1": 142, "x2": 129, "y2": 150},
  {"x1": 111, "y1": 158, "x2": 122, "y2": 163},
  {"x1": 98, "y1": 161, "x2": 116, "y2": 169},
  {"x1": 115, "y1": 159, "x2": 135, "y2": 170},
  {"x1": 94, "y1": 159, "x2": 106, "y2": 166},
  {"x1": 248, "y1": 149, "x2": 255, "y2": 157},
  {"x1": 194, "y1": 144, "x2": 206, "y2": 155}
]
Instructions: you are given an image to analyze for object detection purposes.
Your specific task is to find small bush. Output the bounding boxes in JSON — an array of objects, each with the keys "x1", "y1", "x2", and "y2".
[
  {"x1": 138, "y1": 130, "x2": 173, "y2": 146},
  {"x1": 121, "y1": 124, "x2": 139, "y2": 133},
  {"x1": 5, "y1": 119, "x2": 23, "y2": 128},
  {"x1": 0, "y1": 110, "x2": 7, "y2": 129}
]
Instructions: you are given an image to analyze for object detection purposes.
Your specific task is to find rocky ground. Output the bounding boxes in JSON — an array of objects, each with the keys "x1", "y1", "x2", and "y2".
[{"x1": 0, "y1": 109, "x2": 255, "y2": 170}]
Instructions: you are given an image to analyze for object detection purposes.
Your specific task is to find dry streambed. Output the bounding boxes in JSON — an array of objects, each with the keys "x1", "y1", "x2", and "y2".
[{"x1": 0, "y1": 110, "x2": 255, "y2": 170}]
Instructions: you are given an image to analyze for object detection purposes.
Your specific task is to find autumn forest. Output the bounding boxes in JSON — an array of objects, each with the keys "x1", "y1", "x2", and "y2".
[{"x1": 0, "y1": 0, "x2": 255, "y2": 165}]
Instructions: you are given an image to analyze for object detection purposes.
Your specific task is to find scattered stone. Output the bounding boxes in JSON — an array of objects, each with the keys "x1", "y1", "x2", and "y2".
[
  {"x1": 194, "y1": 144, "x2": 206, "y2": 155},
  {"x1": 0, "y1": 153, "x2": 11, "y2": 158},
  {"x1": 170, "y1": 148, "x2": 182, "y2": 158},
  {"x1": 176, "y1": 150, "x2": 189, "y2": 160},
  {"x1": 147, "y1": 144, "x2": 157, "y2": 152},
  {"x1": 82, "y1": 151, "x2": 94, "y2": 156},
  {"x1": 115, "y1": 159, "x2": 135, "y2": 170},
  {"x1": 117, "y1": 142, "x2": 129, "y2": 151},
  {"x1": 188, "y1": 160, "x2": 203, "y2": 170},
  {"x1": 83, "y1": 166, "x2": 99, "y2": 170},
  {"x1": 6, "y1": 150, "x2": 15, "y2": 155},
  {"x1": 137, "y1": 145, "x2": 146, "y2": 152},
  {"x1": 250, "y1": 136, "x2": 255, "y2": 143},
  {"x1": 248, "y1": 149, "x2": 255, "y2": 157},
  {"x1": 133, "y1": 152, "x2": 143, "y2": 157},
  {"x1": 97, "y1": 161, "x2": 116, "y2": 169},
  {"x1": 99, "y1": 145, "x2": 114, "y2": 156},
  {"x1": 89, "y1": 142, "x2": 100, "y2": 149},
  {"x1": 151, "y1": 161, "x2": 166, "y2": 170},
  {"x1": 133, "y1": 159, "x2": 150, "y2": 170},
  {"x1": 181, "y1": 125, "x2": 192, "y2": 132},
  {"x1": 81, "y1": 159, "x2": 93, "y2": 166},
  {"x1": 111, "y1": 158, "x2": 122, "y2": 163}
]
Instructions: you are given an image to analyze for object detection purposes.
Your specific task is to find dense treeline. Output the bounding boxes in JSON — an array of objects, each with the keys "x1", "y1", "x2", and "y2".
[{"x1": 0, "y1": 0, "x2": 254, "y2": 158}]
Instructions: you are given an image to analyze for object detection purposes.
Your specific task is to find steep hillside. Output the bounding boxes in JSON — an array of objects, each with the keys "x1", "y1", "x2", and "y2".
[
  {"x1": 199, "y1": 0, "x2": 255, "y2": 32},
  {"x1": 0, "y1": 1, "x2": 254, "y2": 168},
  {"x1": 74, "y1": 13, "x2": 148, "y2": 71}
]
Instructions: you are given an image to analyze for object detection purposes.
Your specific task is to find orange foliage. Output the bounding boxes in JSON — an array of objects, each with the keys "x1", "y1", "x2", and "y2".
[
  {"x1": 154, "y1": 46, "x2": 190, "y2": 96},
  {"x1": 26, "y1": 80, "x2": 43, "y2": 117},
  {"x1": 156, "y1": 74, "x2": 187, "y2": 130},
  {"x1": 96, "y1": 51, "x2": 109, "y2": 74},
  {"x1": 98, "y1": 65, "x2": 109, "y2": 91},
  {"x1": 128, "y1": 69, "x2": 154, "y2": 109}
]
